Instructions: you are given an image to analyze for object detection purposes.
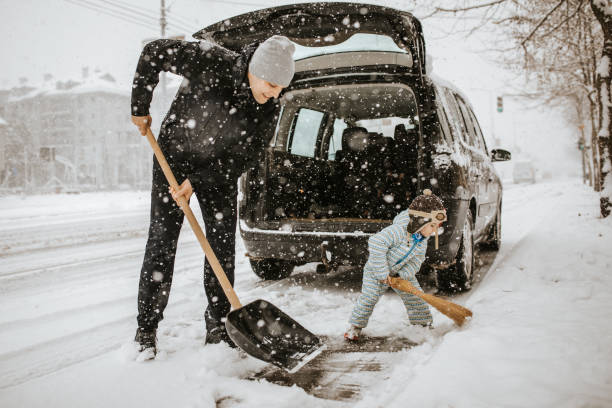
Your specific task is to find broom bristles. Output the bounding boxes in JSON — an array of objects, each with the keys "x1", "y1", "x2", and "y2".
[{"x1": 388, "y1": 277, "x2": 473, "y2": 326}]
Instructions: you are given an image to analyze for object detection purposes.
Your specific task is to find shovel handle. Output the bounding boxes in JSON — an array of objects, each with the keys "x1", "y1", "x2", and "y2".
[
  {"x1": 145, "y1": 128, "x2": 242, "y2": 310},
  {"x1": 387, "y1": 276, "x2": 472, "y2": 326}
]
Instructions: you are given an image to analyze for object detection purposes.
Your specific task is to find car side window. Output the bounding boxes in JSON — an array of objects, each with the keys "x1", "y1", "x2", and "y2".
[
  {"x1": 454, "y1": 95, "x2": 481, "y2": 150},
  {"x1": 270, "y1": 105, "x2": 284, "y2": 147},
  {"x1": 434, "y1": 90, "x2": 454, "y2": 145},
  {"x1": 437, "y1": 106, "x2": 454, "y2": 145},
  {"x1": 442, "y1": 89, "x2": 468, "y2": 144},
  {"x1": 287, "y1": 108, "x2": 325, "y2": 158},
  {"x1": 328, "y1": 118, "x2": 348, "y2": 160},
  {"x1": 468, "y1": 108, "x2": 488, "y2": 155}
]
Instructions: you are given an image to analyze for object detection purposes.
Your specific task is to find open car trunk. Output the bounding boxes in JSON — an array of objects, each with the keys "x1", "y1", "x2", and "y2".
[
  {"x1": 258, "y1": 82, "x2": 422, "y2": 225},
  {"x1": 193, "y1": 2, "x2": 426, "y2": 77}
]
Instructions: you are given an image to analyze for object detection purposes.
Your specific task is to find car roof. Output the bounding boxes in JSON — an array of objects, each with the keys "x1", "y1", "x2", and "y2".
[{"x1": 427, "y1": 72, "x2": 476, "y2": 110}]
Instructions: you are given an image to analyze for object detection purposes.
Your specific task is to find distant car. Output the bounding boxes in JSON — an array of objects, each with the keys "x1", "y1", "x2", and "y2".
[
  {"x1": 513, "y1": 160, "x2": 536, "y2": 184},
  {"x1": 196, "y1": 2, "x2": 511, "y2": 292}
]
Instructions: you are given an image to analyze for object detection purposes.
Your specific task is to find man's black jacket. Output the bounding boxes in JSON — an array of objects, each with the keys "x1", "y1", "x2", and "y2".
[{"x1": 131, "y1": 39, "x2": 280, "y2": 184}]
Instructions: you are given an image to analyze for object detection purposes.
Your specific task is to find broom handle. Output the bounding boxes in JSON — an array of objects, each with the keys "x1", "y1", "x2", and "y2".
[
  {"x1": 387, "y1": 276, "x2": 472, "y2": 326},
  {"x1": 145, "y1": 128, "x2": 242, "y2": 310}
]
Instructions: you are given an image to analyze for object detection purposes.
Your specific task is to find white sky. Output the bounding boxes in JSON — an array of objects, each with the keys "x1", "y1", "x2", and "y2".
[
  {"x1": 0, "y1": 0, "x2": 500, "y2": 89},
  {"x1": 1, "y1": 0, "x2": 581, "y2": 175}
]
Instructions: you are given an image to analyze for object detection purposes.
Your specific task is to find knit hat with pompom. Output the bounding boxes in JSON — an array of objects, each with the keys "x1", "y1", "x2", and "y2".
[{"x1": 407, "y1": 189, "x2": 445, "y2": 233}]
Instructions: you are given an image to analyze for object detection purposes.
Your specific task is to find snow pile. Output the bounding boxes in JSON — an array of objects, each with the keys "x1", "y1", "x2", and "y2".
[
  {"x1": 357, "y1": 181, "x2": 612, "y2": 408},
  {"x1": 1, "y1": 180, "x2": 611, "y2": 407}
]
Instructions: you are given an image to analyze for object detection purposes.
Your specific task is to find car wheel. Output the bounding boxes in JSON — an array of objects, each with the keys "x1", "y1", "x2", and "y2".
[
  {"x1": 437, "y1": 209, "x2": 474, "y2": 293},
  {"x1": 484, "y1": 201, "x2": 501, "y2": 250},
  {"x1": 249, "y1": 259, "x2": 295, "y2": 280}
]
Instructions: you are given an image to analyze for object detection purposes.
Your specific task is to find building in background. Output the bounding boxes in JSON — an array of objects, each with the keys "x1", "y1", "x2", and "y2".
[{"x1": 0, "y1": 69, "x2": 156, "y2": 193}]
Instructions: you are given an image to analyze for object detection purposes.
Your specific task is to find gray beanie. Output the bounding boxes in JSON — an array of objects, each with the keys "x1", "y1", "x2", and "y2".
[{"x1": 248, "y1": 35, "x2": 295, "y2": 87}]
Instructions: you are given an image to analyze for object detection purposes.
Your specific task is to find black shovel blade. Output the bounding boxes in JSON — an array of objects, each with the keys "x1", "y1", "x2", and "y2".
[{"x1": 225, "y1": 299, "x2": 325, "y2": 373}]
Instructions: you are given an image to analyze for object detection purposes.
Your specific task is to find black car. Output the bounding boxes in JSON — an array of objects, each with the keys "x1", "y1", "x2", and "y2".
[{"x1": 195, "y1": 2, "x2": 511, "y2": 292}]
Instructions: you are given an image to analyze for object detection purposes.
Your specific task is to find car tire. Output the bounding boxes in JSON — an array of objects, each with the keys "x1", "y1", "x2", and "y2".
[
  {"x1": 249, "y1": 259, "x2": 295, "y2": 280},
  {"x1": 437, "y1": 209, "x2": 474, "y2": 293},
  {"x1": 484, "y1": 201, "x2": 502, "y2": 250}
]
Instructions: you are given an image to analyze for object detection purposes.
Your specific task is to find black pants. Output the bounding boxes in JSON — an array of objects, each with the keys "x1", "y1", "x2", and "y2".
[{"x1": 137, "y1": 155, "x2": 238, "y2": 334}]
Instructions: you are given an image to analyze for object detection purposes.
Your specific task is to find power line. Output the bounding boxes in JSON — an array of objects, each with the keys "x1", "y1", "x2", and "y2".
[
  {"x1": 66, "y1": 0, "x2": 274, "y2": 37},
  {"x1": 65, "y1": 0, "x2": 196, "y2": 35},
  {"x1": 95, "y1": 0, "x2": 200, "y2": 33},
  {"x1": 99, "y1": 0, "x2": 199, "y2": 32},
  {"x1": 166, "y1": 19, "x2": 198, "y2": 33},
  {"x1": 85, "y1": 0, "x2": 196, "y2": 32},
  {"x1": 67, "y1": 0, "x2": 158, "y2": 28},
  {"x1": 65, "y1": 0, "x2": 159, "y2": 30},
  {"x1": 203, "y1": 0, "x2": 271, "y2": 8},
  {"x1": 164, "y1": 1, "x2": 199, "y2": 27},
  {"x1": 91, "y1": 0, "x2": 198, "y2": 33},
  {"x1": 166, "y1": 14, "x2": 199, "y2": 31},
  {"x1": 166, "y1": 12, "x2": 196, "y2": 27},
  {"x1": 64, "y1": 0, "x2": 160, "y2": 31},
  {"x1": 92, "y1": 0, "x2": 160, "y2": 23}
]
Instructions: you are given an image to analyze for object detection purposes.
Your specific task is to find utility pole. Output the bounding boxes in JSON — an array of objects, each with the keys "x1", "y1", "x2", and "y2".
[
  {"x1": 160, "y1": 0, "x2": 167, "y2": 37},
  {"x1": 578, "y1": 123, "x2": 592, "y2": 187},
  {"x1": 160, "y1": 0, "x2": 168, "y2": 101},
  {"x1": 23, "y1": 145, "x2": 28, "y2": 194}
]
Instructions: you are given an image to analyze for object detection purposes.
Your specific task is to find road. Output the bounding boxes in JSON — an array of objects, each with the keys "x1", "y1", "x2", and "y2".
[{"x1": 1, "y1": 180, "x2": 608, "y2": 407}]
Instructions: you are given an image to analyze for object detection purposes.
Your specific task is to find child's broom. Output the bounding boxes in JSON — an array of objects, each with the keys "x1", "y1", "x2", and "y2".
[{"x1": 386, "y1": 276, "x2": 473, "y2": 326}]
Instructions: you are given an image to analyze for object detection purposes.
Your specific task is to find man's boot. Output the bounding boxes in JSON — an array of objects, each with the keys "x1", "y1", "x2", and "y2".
[
  {"x1": 134, "y1": 327, "x2": 157, "y2": 356},
  {"x1": 205, "y1": 326, "x2": 237, "y2": 348}
]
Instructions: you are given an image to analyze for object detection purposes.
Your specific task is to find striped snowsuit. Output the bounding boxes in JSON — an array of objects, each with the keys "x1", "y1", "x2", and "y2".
[{"x1": 349, "y1": 209, "x2": 433, "y2": 328}]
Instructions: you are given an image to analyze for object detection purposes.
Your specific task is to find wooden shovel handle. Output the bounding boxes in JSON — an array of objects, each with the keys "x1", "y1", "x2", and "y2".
[
  {"x1": 145, "y1": 129, "x2": 242, "y2": 310},
  {"x1": 387, "y1": 276, "x2": 472, "y2": 326}
]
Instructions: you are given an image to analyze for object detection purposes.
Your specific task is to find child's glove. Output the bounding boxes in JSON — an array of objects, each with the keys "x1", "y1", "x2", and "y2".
[{"x1": 381, "y1": 276, "x2": 401, "y2": 286}]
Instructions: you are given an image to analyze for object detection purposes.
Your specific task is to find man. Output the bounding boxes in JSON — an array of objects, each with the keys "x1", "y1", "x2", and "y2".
[{"x1": 130, "y1": 35, "x2": 296, "y2": 357}]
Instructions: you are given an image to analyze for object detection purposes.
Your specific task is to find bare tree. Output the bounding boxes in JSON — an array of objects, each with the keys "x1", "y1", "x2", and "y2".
[
  {"x1": 417, "y1": 0, "x2": 610, "y2": 216},
  {"x1": 590, "y1": 0, "x2": 612, "y2": 217}
]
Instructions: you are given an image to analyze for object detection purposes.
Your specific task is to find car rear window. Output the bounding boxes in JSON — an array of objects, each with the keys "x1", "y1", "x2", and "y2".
[
  {"x1": 277, "y1": 83, "x2": 420, "y2": 160},
  {"x1": 293, "y1": 33, "x2": 410, "y2": 60}
]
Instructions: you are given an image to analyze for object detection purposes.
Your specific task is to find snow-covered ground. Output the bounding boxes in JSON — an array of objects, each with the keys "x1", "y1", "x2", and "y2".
[{"x1": 1, "y1": 179, "x2": 611, "y2": 407}]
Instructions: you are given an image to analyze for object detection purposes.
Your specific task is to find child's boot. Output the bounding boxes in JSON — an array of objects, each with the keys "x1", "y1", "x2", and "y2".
[{"x1": 344, "y1": 325, "x2": 362, "y2": 341}]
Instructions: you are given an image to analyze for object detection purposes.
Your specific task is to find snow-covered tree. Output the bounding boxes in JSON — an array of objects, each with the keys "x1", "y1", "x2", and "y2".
[
  {"x1": 591, "y1": 0, "x2": 612, "y2": 217},
  {"x1": 417, "y1": 0, "x2": 611, "y2": 217}
]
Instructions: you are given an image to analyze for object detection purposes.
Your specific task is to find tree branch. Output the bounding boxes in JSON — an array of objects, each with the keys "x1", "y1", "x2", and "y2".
[
  {"x1": 521, "y1": 0, "x2": 568, "y2": 46},
  {"x1": 540, "y1": 0, "x2": 586, "y2": 39},
  {"x1": 434, "y1": 0, "x2": 508, "y2": 13},
  {"x1": 421, "y1": 0, "x2": 508, "y2": 19}
]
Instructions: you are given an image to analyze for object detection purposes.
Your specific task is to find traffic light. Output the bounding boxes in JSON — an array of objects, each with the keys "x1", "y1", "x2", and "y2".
[
  {"x1": 40, "y1": 147, "x2": 55, "y2": 161},
  {"x1": 497, "y1": 96, "x2": 503, "y2": 113}
]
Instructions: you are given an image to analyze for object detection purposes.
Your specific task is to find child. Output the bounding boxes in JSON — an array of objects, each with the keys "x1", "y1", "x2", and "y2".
[{"x1": 345, "y1": 189, "x2": 446, "y2": 341}]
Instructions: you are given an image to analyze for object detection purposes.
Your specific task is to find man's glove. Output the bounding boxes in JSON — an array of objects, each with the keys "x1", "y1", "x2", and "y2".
[{"x1": 131, "y1": 115, "x2": 152, "y2": 136}]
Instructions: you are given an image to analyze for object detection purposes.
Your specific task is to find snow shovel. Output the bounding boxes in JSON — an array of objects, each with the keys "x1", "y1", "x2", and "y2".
[{"x1": 144, "y1": 129, "x2": 324, "y2": 373}]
